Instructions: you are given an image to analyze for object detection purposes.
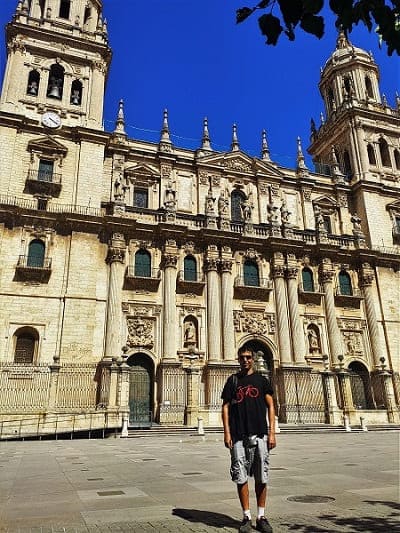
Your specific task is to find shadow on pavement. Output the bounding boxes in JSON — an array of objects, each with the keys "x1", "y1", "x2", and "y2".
[
  {"x1": 280, "y1": 500, "x2": 400, "y2": 532},
  {"x1": 172, "y1": 507, "x2": 240, "y2": 529}
]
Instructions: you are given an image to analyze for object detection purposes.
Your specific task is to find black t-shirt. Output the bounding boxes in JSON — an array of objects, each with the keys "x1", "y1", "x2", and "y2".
[{"x1": 221, "y1": 372, "x2": 273, "y2": 442}]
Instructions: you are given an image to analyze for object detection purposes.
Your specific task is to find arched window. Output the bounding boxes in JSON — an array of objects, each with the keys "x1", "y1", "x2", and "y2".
[
  {"x1": 302, "y1": 268, "x2": 314, "y2": 292},
  {"x1": 27, "y1": 239, "x2": 45, "y2": 268},
  {"x1": 134, "y1": 249, "x2": 151, "y2": 277},
  {"x1": 231, "y1": 190, "x2": 245, "y2": 222},
  {"x1": 379, "y1": 138, "x2": 391, "y2": 167},
  {"x1": 47, "y1": 64, "x2": 65, "y2": 100},
  {"x1": 365, "y1": 76, "x2": 374, "y2": 99},
  {"x1": 348, "y1": 362, "x2": 373, "y2": 409},
  {"x1": 343, "y1": 150, "x2": 352, "y2": 180},
  {"x1": 14, "y1": 327, "x2": 39, "y2": 364},
  {"x1": 394, "y1": 149, "x2": 400, "y2": 171},
  {"x1": 26, "y1": 70, "x2": 40, "y2": 96},
  {"x1": 338, "y1": 270, "x2": 352, "y2": 296},
  {"x1": 59, "y1": 0, "x2": 71, "y2": 19},
  {"x1": 243, "y1": 260, "x2": 259, "y2": 287},
  {"x1": 327, "y1": 87, "x2": 335, "y2": 113},
  {"x1": 367, "y1": 144, "x2": 376, "y2": 165},
  {"x1": 184, "y1": 255, "x2": 197, "y2": 281},
  {"x1": 70, "y1": 79, "x2": 83, "y2": 105}
]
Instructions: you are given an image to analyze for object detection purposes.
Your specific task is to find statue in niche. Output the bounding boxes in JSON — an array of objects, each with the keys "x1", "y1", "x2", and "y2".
[
  {"x1": 267, "y1": 202, "x2": 279, "y2": 225},
  {"x1": 351, "y1": 213, "x2": 363, "y2": 234},
  {"x1": 314, "y1": 205, "x2": 325, "y2": 231},
  {"x1": 164, "y1": 182, "x2": 176, "y2": 210},
  {"x1": 184, "y1": 321, "x2": 197, "y2": 347},
  {"x1": 218, "y1": 189, "x2": 229, "y2": 217},
  {"x1": 241, "y1": 198, "x2": 252, "y2": 221},
  {"x1": 280, "y1": 201, "x2": 291, "y2": 225},
  {"x1": 308, "y1": 328, "x2": 320, "y2": 353}
]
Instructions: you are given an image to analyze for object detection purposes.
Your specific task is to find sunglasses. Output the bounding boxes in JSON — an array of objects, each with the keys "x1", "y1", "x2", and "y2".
[{"x1": 239, "y1": 355, "x2": 253, "y2": 361}]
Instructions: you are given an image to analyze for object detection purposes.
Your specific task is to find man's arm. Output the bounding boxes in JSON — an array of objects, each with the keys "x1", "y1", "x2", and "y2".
[
  {"x1": 221, "y1": 401, "x2": 233, "y2": 449},
  {"x1": 265, "y1": 393, "x2": 276, "y2": 450}
]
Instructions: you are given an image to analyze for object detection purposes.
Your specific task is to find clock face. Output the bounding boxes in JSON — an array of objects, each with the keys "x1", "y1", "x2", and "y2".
[{"x1": 42, "y1": 112, "x2": 61, "y2": 129}]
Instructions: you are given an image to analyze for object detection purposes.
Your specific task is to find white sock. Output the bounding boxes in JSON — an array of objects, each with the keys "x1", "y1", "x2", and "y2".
[
  {"x1": 257, "y1": 507, "x2": 265, "y2": 519},
  {"x1": 243, "y1": 509, "x2": 251, "y2": 520}
]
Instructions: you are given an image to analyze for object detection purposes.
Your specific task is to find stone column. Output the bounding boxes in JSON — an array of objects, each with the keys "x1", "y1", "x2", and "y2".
[
  {"x1": 48, "y1": 356, "x2": 61, "y2": 409},
  {"x1": 286, "y1": 258, "x2": 306, "y2": 364},
  {"x1": 162, "y1": 249, "x2": 178, "y2": 361},
  {"x1": 183, "y1": 361, "x2": 201, "y2": 426},
  {"x1": 107, "y1": 358, "x2": 119, "y2": 409},
  {"x1": 359, "y1": 263, "x2": 384, "y2": 368},
  {"x1": 205, "y1": 253, "x2": 222, "y2": 362},
  {"x1": 3, "y1": 40, "x2": 26, "y2": 110},
  {"x1": 380, "y1": 370, "x2": 400, "y2": 424},
  {"x1": 272, "y1": 253, "x2": 291, "y2": 364},
  {"x1": 220, "y1": 257, "x2": 235, "y2": 361},
  {"x1": 319, "y1": 259, "x2": 343, "y2": 365},
  {"x1": 88, "y1": 60, "x2": 105, "y2": 127},
  {"x1": 104, "y1": 233, "x2": 126, "y2": 360}
]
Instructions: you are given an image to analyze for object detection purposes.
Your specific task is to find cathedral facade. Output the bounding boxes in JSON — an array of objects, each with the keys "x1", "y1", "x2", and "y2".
[{"x1": 0, "y1": 0, "x2": 399, "y2": 438}]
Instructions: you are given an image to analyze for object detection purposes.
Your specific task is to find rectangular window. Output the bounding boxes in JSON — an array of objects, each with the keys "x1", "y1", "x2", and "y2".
[
  {"x1": 323, "y1": 215, "x2": 332, "y2": 233},
  {"x1": 134, "y1": 188, "x2": 148, "y2": 208},
  {"x1": 38, "y1": 159, "x2": 54, "y2": 182},
  {"x1": 395, "y1": 216, "x2": 400, "y2": 232},
  {"x1": 59, "y1": 0, "x2": 71, "y2": 19}
]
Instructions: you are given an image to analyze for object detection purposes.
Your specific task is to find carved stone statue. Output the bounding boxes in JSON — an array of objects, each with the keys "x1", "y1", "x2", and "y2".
[
  {"x1": 218, "y1": 189, "x2": 229, "y2": 217},
  {"x1": 184, "y1": 321, "x2": 197, "y2": 347},
  {"x1": 308, "y1": 328, "x2": 320, "y2": 352},
  {"x1": 280, "y1": 201, "x2": 291, "y2": 225}
]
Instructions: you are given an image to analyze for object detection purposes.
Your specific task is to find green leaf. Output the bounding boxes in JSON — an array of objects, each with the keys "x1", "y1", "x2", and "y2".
[
  {"x1": 258, "y1": 13, "x2": 284, "y2": 44},
  {"x1": 300, "y1": 13, "x2": 325, "y2": 37},
  {"x1": 236, "y1": 7, "x2": 255, "y2": 24},
  {"x1": 302, "y1": 0, "x2": 324, "y2": 15},
  {"x1": 278, "y1": 0, "x2": 303, "y2": 26}
]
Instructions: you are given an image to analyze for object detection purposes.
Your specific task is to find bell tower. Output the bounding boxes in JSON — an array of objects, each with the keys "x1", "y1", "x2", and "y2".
[
  {"x1": 0, "y1": 0, "x2": 111, "y2": 129},
  {"x1": 308, "y1": 31, "x2": 400, "y2": 184}
]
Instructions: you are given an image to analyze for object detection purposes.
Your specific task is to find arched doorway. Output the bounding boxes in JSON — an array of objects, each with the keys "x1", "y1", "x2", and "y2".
[
  {"x1": 127, "y1": 353, "x2": 154, "y2": 428},
  {"x1": 348, "y1": 361, "x2": 374, "y2": 409}
]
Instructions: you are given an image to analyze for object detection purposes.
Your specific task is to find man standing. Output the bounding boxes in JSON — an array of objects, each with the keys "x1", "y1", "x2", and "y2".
[{"x1": 221, "y1": 345, "x2": 276, "y2": 533}]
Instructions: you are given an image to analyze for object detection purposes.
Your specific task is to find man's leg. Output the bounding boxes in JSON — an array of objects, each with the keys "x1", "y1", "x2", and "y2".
[
  {"x1": 237, "y1": 482, "x2": 250, "y2": 511},
  {"x1": 255, "y1": 481, "x2": 266, "y2": 509}
]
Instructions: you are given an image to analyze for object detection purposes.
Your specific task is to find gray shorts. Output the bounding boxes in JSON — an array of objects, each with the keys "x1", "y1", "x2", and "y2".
[{"x1": 230, "y1": 436, "x2": 269, "y2": 485}]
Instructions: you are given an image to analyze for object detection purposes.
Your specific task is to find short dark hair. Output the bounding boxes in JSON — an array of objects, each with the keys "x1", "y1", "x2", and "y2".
[{"x1": 238, "y1": 345, "x2": 254, "y2": 357}]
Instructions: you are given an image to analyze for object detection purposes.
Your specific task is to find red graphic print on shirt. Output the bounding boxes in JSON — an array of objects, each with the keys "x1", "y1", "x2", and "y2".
[{"x1": 236, "y1": 384, "x2": 260, "y2": 403}]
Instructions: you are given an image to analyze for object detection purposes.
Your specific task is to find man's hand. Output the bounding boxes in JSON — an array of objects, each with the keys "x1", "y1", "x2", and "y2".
[
  {"x1": 224, "y1": 430, "x2": 233, "y2": 449},
  {"x1": 267, "y1": 432, "x2": 276, "y2": 451}
]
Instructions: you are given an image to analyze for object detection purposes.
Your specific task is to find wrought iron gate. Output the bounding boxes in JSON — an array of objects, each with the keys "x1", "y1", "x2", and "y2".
[{"x1": 129, "y1": 364, "x2": 152, "y2": 428}]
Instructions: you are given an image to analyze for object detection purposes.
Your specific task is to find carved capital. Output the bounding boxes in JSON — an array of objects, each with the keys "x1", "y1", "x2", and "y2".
[
  {"x1": 319, "y1": 269, "x2": 335, "y2": 284},
  {"x1": 286, "y1": 267, "x2": 299, "y2": 280},
  {"x1": 162, "y1": 253, "x2": 178, "y2": 269},
  {"x1": 220, "y1": 259, "x2": 233, "y2": 273},
  {"x1": 359, "y1": 263, "x2": 375, "y2": 287},
  {"x1": 204, "y1": 258, "x2": 219, "y2": 272},
  {"x1": 272, "y1": 265, "x2": 285, "y2": 278},
  {"x1": 106, "y1": 233, "x2": 126, "y2": 264}
]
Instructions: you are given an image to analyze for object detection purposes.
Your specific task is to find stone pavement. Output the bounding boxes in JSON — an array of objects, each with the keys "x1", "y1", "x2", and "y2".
[{"x1": 0, "y1": 431, "x2": 398, "y2": 533}]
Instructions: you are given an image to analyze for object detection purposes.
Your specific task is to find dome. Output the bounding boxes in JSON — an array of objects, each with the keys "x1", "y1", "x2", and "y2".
[{"x1": 322, "y1": 31, "x2": 375, "y2": 73}]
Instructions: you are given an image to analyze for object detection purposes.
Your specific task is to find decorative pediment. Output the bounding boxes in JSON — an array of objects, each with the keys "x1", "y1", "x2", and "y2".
[
  {"x1": 253, "y1": 159, "x2": 284, "y2": 178},
  {"x1": 198, "y1": 151, "x2": 284, "y2": 179},
  {"x1": 313, "y1": 195, "x2": 338, "y2": 209},
  {"x1": 28, "y1": 136, "x2": 68, "y2": 155},
  {"x1": 386, "y1": 200, "x2": 400, "y2": 212},
  {"x1": 197, "y1": 151, "x2": 254, "y2": 174},
  {"x1": 125, "y1": 163, "x2": 159, "y2": 177}
]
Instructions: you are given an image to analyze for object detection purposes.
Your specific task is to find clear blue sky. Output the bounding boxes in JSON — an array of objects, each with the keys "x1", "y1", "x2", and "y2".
[{"x1": 0, "y1": 1, "x2": 398, "y2": 168}]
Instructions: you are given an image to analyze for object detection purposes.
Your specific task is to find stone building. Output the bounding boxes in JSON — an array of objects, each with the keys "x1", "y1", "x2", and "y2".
[{"x1": 0, "y1": 0, "x2": 399, "y2": 437}]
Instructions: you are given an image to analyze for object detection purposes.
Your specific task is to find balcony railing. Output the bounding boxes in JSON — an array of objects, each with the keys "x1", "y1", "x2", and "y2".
[
  {"x1": 176, "y1": 270, "x2": 205, "y2": 295},
  {"x1": 334, "y1": 286, "x2": 363, "y2": 308},
  {"x1": 15, "y1": 255, "x2": 52, "y2": 282},
  {"x1": 25, "y1": 169, "x2": 62, "y2": 196},
  {"x1": 234, "y1": 277, "x2": 273, "y2": 300},
  {"x1": 125, "y1": 267, "x2": 161, "y2": 291}
]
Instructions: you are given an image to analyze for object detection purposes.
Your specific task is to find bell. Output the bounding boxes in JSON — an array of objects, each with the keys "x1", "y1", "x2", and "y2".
[
  {"x1": 48, "y1": 85, "x2": 61, "y2": 98},
  {"x1": 27, "y1": 82, "x2": 38, "y2": 95},
  {"x1": 71, "y1": 90, "x2": 81, "y2": 105}
]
